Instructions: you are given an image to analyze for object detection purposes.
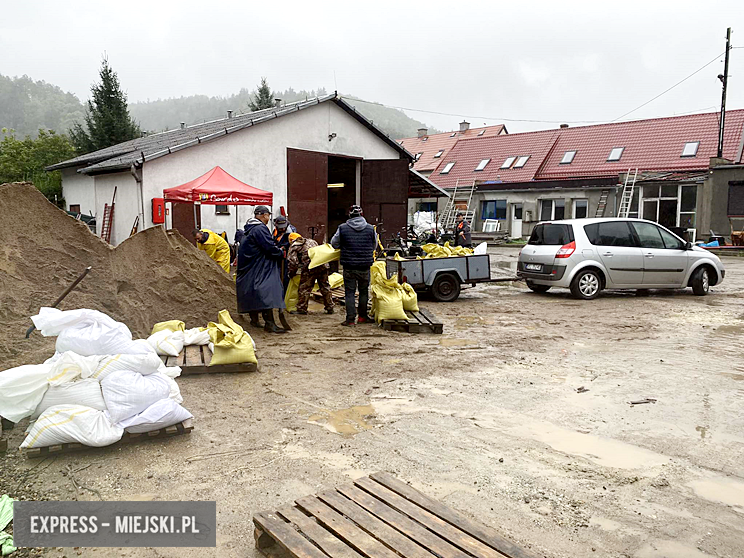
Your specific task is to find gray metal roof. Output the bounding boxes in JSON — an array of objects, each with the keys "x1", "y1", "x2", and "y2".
[{"x1": 47, "y1": 94, "x2": 413, "y2": 175}]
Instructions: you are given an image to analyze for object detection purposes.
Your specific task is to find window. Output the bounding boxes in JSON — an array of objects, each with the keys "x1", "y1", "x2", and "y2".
[
  {"x1": 475, "y1": 158, "x2": 491, "y2": 171},
  {"x1": 573, "y1": 199, "x2": 588, "y2": 219},
  {"x1": 560, "y1": 150, "x2": 577, "y2": 164},
  {"x1": 641, "y1": 184, "x2": 697, "y2": 228},
  {"x1": 481, "y1": 200, "x2": 507, "y2": 220},
  {"x1": 680, "y1": 185, "x2": 697, "y2": 228},
  {"x1": 440, "y1": 162, "x2": 455, "y2": 174},
  {"x1": 681, "y1": 142, "x2": 699, "y2": 157},
  {"x1": 415, "y1": 152, "x2": 423, "y2": 161},
  {"x1": 450, "y1": 133, "x2": 457, "y2": 137},
  {"x1": 418, "y1": 202, "x2": 437, "y2": 212},
  {"x1": 607, "y1": 147, "x2": 624, "y2": 161},
  {"x1": 501, "y1": 156, "x2": 516, "y2": 169},
  {"x1": 477, "y1": 130, "x2": 486, "y2": 136},
  {"x1": 540, "y1": 199, "x2": 565, "y2": 220},
  {"x1": 434, "y1": 149, "x2": 444, "y2": 158},
  {"x1": 514, "y1": 155, "x2": 530, "y2": 168},
  {"x1": 215, "y1": 205, "x2": 230, "y2": 215},
  {"x1": 513, "y1": 204, "x2": 523, "y2": 220},
  {"x1": 584, "y1": 222, "x2": 635, "y2": 247},
  {"x1": 658, "y1": 227, "x2": 684, "y2": 250},
  {"x1": 69, "y1": 204, "x2": 81, "y2": 214},
  {"x1": 631, "y1": 222, "x2": 665, "y2": 249},
  {"x1": 528, "y1": 223, "x2": 574, "y2": 246}
]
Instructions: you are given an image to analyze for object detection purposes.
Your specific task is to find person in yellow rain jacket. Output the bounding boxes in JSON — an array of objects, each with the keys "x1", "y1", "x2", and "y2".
[{"x1": 192, "y1": 228, "x2": 231, "y2": 272}]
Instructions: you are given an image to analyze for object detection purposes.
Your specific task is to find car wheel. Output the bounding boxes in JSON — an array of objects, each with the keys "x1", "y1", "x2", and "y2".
[
  {"x1": 570, "y1": 269, "x2": 602, "y2": 300},
  {"x1": 526, "y1": 281, "x2": 551, "y2": 293},
  {"x1": 431, "y1": 272, "x2": 461, "y2": 302},
  {"x1": 691, "y1": 266, "x2": 710, "y2": 296}
]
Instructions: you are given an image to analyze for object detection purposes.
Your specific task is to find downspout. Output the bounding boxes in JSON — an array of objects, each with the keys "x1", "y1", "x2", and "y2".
[{"x1": 130, "y1": 163, "x2": 145, "y2": 232}]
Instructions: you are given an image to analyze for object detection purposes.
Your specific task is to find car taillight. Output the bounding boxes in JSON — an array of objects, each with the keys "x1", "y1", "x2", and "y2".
[{"x1": 555, "y1": 241, "x2": 575, "y2": 258}]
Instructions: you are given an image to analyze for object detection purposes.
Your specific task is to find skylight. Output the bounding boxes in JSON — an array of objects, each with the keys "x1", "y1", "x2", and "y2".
[
  {"x1": 474, "y1": 159, "x2": 491, "y2": 171},
  {"x1": 434, "y1": 149, "x2": 444, "y2": 158},
  {"x1": 681, "y1": 141, "x2": 699, "y2": 157},
  {"x1": 477, "y1": 130, "x2": 485, "y2": 136},
  {"x1": 450, "y1": 133, "x2": 457, "y2": 138},
  {"x1": 415, "y1": 153, "x2": 423, "y2": 161},
  {"x1": 501, "y1": 156, "x2": 517, "y2": 169},
  {"x1": 514, "y1": 155, "x2": 530, "y2": 168},
  {"x1": 607, "y1": 147, "x2": 624, "y2": 162},
  {"x1": 560, "y1": 150, "x2": 576, "y2": 164},
  {"x1": 440, "y1": 162, "x2": 455, "y2": 174}
]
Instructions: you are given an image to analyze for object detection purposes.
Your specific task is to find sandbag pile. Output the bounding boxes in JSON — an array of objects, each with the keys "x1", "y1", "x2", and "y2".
[
  {"x1": 0, "y1": 308, "x2": 192, "y2": 450},
  {"x1": 420, "y1": 241, "x2": 474, "y2": 258},
  {"x1": 369, "y1": 261, "x2": 419, "y2": 323}
]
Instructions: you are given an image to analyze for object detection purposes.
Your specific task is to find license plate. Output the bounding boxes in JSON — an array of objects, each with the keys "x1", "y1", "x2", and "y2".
[{"x1": 524, "y1": 263, "x2": 543, "y2": 271}]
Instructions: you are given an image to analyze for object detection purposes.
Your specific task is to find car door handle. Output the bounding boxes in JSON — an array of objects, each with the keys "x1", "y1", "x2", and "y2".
[
  {"x1": 602, "y1": 252, "x2": 613, "y2": 256},
  {"x1": 645, "y1": 253, "x2": 654, "y2": 258}
]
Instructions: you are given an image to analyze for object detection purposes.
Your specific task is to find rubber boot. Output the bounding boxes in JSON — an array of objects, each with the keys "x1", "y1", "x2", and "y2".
[
  {"x1": 262, "y1": 310, "x2": 286, "y2": 333},
  {"x1": 248, "y1": 311, "x2": 262, "y2": 328}
]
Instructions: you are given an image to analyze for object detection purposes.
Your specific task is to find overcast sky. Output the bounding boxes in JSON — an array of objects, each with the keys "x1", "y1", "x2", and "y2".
[{"x1": 1, "y1": 1, "x2": 742, "y2": 133}]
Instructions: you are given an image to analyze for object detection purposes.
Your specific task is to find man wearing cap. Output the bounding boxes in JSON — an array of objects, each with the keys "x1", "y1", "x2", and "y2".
[
  {"x1": 236, "y1": 205, "x2": 286, "y2": 333},
  {"x1": 192, "y1": 228, "x2": 231, "y2": 273},
  {"x1": 272, "y1": 215, "x2": 293, "y2": 293},
  {"x1": 455, "y1": 213, "x2": 472, "y2": 248},
  {"x1": 287, "y1": 232, "x2": 334, "y2": 315},
  {"x1": 330, "y1": 205, "x2": 377, "y2": 326}
]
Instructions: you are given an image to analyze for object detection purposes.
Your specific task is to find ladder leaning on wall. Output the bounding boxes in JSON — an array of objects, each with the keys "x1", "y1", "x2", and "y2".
[
  {"x1": 616, "y1": 169, "x2": 638, "y2": 219},
  {"x1": 439, "y1": 179, "x2": 477, "y2": 232},
  {"x1": 100, "y1": 186, "x2": 117, "y2": 244}
]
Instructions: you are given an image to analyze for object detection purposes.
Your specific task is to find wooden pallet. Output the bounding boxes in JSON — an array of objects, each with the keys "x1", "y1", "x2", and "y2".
[
  {"x1": 381, "y1": 308, "x2": 443, "y2": 334},
  {"x1": 311, "y1": 286, "x2": 346, "y2": 305},
  {"x1": 253, "y1": 471, "x2": 538, "y2": 558},
  {"x1": 159, "y1": 345, "x2": 257, "y2": 375},
  {"x1": 23, "y1": 419, "x2": 193, "y2": 458}
]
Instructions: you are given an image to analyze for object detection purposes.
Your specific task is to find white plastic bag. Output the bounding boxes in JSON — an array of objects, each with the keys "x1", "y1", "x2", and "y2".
[
  {"x1": 32, "y1": 379, "x2": 106, "y2": 420},
  {"x1": 474, "y1": 241, "x2": 488, "y2": 255},
  {"x1": 162, "y1": 374, "x2": 183, "y2": 404},
  {"x1": 147, "y1": 330, "x2": 185, "y2": 357},
  {"x1": 31, "y1": 308, "x2": 151, "y2": 356},
  {"x1": 184, "y1": 328, "x2": 210, "y2": 346},
  {"x1": 101, "y1": 370, "x2": 171, "y2": 423},
  {"x1": 0, "y1": 364, "x2": 52, "y2": 422},
  {"x1": 47, "y1": 352, "x2": 103, "y2": 385},
  {"x1": 116, "y1": 399, "x2": 192, "y2": 433},
  {"x1": 88, "y1": 353, "x2": 163, "y2": 382},
  {"x1": 159, "y1": 366, "x2": 182, "y2": 379},
  {"x1": 21, "y1": 405, "x2": 123, "y2": 449}
]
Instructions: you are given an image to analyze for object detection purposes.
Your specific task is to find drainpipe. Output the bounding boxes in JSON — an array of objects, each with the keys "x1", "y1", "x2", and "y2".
[{"x1": 130, "y1": 163, "x2": 145, "y2": 232}]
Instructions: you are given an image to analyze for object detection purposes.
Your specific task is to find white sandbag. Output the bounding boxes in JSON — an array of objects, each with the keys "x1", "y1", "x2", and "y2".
[
  {"x1": 88, "y1": 353, "x2": 163, "y2": 382},
  {"x1": 101, "y1": 370, "x2": 171, "y2": 423},
  {"x1": 21, "y1": 405, "x2": 123, "y2": 449},
  {"x1": 147, "y1": 330, "x2": 185, "y2": 357},
  {"x1": 158, "y1": 365, "x2": 182, "y2": 379},
  {"x1": 31, "y1": 308, "x2": 151, "y2": 356},
  {"x1": 161, "y1": 374, "x2": 183, "y2": 404},
  {"x1": 0, "y1": 364, "x2": 52, "y2": 423},
  {"x1": 184, "y1": 328, "x2": 210, "y2": 346},
  {"x1": 116, "y1": 399, "x2": 192, "y2": 433},
  {"x1": 473, "y1": 241, "x2": 488, "y2": 255},
  {"x1": 32, "y1": 379, "x2": 105, "y2": 420},
  {"x1": 47, "y1": 352, "x2": 103, "y2": 385}
]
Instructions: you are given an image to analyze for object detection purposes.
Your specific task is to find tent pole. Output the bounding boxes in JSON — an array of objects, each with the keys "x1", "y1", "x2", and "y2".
[
  {"x1": 235, "y1": 205, "x2": 238, "y2": 236},
  {"x1": 193, "y1": 203, "x2": 198, "y2": 229}
]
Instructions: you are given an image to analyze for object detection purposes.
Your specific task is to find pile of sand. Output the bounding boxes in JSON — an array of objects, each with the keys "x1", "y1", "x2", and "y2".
[{"x1": 0, "y1": 182, "x2": 237, "y2": 368}]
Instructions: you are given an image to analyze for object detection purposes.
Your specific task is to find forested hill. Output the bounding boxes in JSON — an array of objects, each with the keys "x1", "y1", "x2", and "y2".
[{"x1": 0, "y1": 75, "x2": 439, "y2": 140}]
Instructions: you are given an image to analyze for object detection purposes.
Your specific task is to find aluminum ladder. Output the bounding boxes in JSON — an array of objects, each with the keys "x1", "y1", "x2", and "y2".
[
  {"x1": 439, "y1": 180, "x2": 476, "y2": 232},
  {"x1": 595, "y1": 190, "x2": 610, "y2": 217},
  {"x1": 616, "y1": 169, "x2": 638, "y2": 219},
  {"x1": 101, "y1": 186, "x2": 116, "y2": 244}
]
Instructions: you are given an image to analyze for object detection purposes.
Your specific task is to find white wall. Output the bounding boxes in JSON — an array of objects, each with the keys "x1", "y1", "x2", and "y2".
[
  {"x1": 92, "y1": 172, "x2": 140, "y2": 246},
  {"x1": 61, "y1": 168, "x2": 95, "y2": 215},
  {"x1": 143, "y1": 101, "x2": 401, "y2": 238}
]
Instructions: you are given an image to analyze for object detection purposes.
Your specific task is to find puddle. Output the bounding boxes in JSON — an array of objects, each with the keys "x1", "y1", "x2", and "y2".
[
  {"x1": 636, "y1": 540, "x2": 714, "y2": 558},
  {"x1": 688, "y1": 476, "x2": 744, "y2": 509},
  {"x1": 455, "y1": 315, "x2": 492, "y2": 327},
  {"x1": 719, "y1": 372, "x2": 744, "y2": 381},
  {"x1": 589, "y1": 516, "x2": 621, "y2": 531},
  {"x1": 507, "y1": 421, "x2": 670, "y2": 470},
  {"x1": 439, "y1": 338, "x2": 479, "y2": 347},
  {"x1": 307, "y1": 404, "x2": 376, "y2": 437}
]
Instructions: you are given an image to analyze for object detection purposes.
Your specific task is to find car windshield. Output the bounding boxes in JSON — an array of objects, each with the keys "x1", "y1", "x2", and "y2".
[{"x1": 528, "y1": 224, "x2": 574, "y2": 245}]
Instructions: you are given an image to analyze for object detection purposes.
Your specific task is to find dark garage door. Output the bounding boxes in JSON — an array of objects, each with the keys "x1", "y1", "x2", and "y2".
[
  {"x1": 362, "y1": 159, "x2": 409, "y2": 239},
  {"x1": 287, "y1": 148, "x2": 328, "y2": 242}
]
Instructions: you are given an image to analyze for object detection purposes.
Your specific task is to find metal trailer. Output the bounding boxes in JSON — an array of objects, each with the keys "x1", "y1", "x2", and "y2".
[{"x1": 385, "y1": 254, "x2": 516, "y2": 302}]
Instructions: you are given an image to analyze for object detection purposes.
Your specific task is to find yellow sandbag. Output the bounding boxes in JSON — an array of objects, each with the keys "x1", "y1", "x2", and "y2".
[
  {"x1": 308, "y1": 243, "x2": 340, "y2": 269},
  {"x1": 284, "y1": 275, "x2": 301, "y2": 312},
  {"x1": 371, "y1": 284, "x2": 408, "y2": 323},
  {"x1": 312, "y1": 272, "x2": 343, "y2": 292},
  {"x1": 370, "y1": 260, "x2": 388, "y2": 284},
  {"x1": 207, "y1": 310, "x2": 257, "y2": 366},
  {"x1": 150, "y1": 320, "x2": 186, "y2": 335},
  {"x1": 400, "y1": 282, "x2": 419, "y2": 312}
]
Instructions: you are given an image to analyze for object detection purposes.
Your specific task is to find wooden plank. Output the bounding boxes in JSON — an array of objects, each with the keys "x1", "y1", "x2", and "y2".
[
  {"x1": 354, "y1": 477, "x2": 505, "y2": 558},
  {"x1": 369, "y1": 473, "x2": 539, "y2": 558},
  {"x1": 253, "y1": 512, "x2": 328, "y2": 558},
  {"x1": 322, "y1": 488, "x2": 458, "y2": 558},
  {"x1": 184, "y1": 345, "x2": 203, "y2": 367},
  {"x1": 0, "y1": 439, "x2": 6, "y2": 453},
  {"x1": 295, "y1": 495, "x2": 399, "y2": 558},
  {"x1": 417, "y1": 308, "x2": 443, "y2": 326},
  {"x1": 277, "y1": 506, "x2": 364, "y2": 558},
  {"x1": 202, "y1": 345, "x2": 212, "y2": 366}
]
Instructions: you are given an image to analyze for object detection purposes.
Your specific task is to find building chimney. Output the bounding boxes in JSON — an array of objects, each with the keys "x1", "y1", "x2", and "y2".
[
  {"x1": 417, "y1": 128, "x2": 428, "y2": 138},
  {"x1": 459, "y1": 120, "x2": 470, "y2": 132},
  {"x1": 559, "y1": 123, "x2": 569, "y2": 129},
  {"x1": 274, "y1": 98, "x2": 282, "y2": 108},
  {"x1": 227, "y1": 110, "x2": 233, "y2": 119},
  {"x1": 140, "y1": 131, "x2": 148, "y2": 138},
  {"x1": 180, "y1": 122, "x2": 186, "y2": 130}
]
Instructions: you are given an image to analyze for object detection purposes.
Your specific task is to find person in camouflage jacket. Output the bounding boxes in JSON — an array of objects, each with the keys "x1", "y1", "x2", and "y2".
[{"x1": 287, "y1": 233, "x2": 334, "y2": 315}]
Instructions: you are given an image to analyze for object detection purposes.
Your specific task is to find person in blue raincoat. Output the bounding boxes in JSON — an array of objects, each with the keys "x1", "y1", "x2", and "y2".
[{"x1": 236, "y1": 206, "x2": 287, "y2": 333}]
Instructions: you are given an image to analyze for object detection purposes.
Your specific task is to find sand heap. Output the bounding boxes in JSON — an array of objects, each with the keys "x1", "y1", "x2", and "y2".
[{"x1": 0, "y1": 182, "x2": 237, "y2": 368}]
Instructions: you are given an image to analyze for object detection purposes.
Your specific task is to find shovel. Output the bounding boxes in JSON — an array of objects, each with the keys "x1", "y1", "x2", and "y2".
[{"x1": 25, "y1": 266, "x2": 92, "y2": 338}]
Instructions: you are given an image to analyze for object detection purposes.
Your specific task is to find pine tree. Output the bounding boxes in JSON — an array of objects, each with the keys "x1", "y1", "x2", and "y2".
[
  {"x1": 69, "y1": 57, "x2": 140, "y2": 154},
  {"x1": 248, "y1": 77, "x2": 275, "y2": 111}
]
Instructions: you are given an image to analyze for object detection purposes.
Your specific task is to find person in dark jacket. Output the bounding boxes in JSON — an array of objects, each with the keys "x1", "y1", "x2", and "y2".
[
  {"x1": 272, "y1": 215, "x2": 292, "y2": 293},
  {"x1": 330, "y1": 205, "x2": 377, "y2": 326},
  {"x1": 455, "y1": 213, "x2": 472, "y2": 248},
  {"x1": 236, "y1": 205, "x2": 286, "y2": 333}
]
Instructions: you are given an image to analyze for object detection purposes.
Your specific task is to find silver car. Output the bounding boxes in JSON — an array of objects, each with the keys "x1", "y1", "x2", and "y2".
[{"x1": 517, "y1": 218, "x2": 725, "y2": 300}]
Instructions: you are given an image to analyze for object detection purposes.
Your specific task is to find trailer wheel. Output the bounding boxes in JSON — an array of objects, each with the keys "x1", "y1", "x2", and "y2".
[{"x1": 431, "y1": 272, "x2": 461, "y2": 302}]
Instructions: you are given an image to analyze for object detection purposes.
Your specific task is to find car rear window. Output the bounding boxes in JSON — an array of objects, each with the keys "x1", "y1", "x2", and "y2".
[{"x1": 528, "y1": 223, "x2": 574, "y2": 245}]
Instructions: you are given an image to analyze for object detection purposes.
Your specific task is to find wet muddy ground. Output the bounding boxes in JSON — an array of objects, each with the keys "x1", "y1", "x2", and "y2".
[{"x1": 2, "y1": 247, "x2": 744, "y2": 558}]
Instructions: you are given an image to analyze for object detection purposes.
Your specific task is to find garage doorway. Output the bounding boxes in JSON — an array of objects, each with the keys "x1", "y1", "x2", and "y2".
[
  {"x1": 171, "y1": 202, "x2": 200, "y2": 244},
  {"x1": 327, "y1": 156, "x2": 358, "y2": 240}
]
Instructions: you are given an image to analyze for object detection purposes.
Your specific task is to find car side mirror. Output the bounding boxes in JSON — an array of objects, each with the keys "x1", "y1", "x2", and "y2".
[{"x1": 684, "y1": 241, "x2": 692, "y2": 250}]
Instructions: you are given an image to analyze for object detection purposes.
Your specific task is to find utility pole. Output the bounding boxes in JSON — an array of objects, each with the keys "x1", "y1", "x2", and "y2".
[{"x1": 718, "y1": 27, "x2": 732, "y2": 158}]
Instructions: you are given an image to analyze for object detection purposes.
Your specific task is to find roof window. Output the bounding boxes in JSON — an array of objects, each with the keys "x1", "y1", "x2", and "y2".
[
  {"x1": 474, "y1": 158, "x2": 491, "y2": 171},
  {"x1": 681, "y1": 141, "x2": 699, "y2": 157},
  {"x1": 514, "y1": 155, "x2": 530, "y2": 168},
  {"x1": 560, "y1": 150, "x2": 576, "y2": 164},
  {"x1": 434, "y1": 149, "x2": 445, "y2": 158},
  {"x1": 607, "y1": 147, "x2": 624, "y2": 162},
  {"x1": 477, "y1": 130, "x2": 486, "y2": 136},
  {"x1": 450, "y1": 133, "x2": 457, "y2": 138},
  {"x1": 440, "y1": 162, "x2": 455, "y2": 174},
  {"x1": 415, "y1": 152, "x2": 423, "y2": 161},
  {"x1": 500, "y1": 156, "x2": 517, "y2": 169}
]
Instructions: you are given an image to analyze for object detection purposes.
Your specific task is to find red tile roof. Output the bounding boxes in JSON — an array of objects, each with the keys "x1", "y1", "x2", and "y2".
[
  {"x1": 399, "y1": 125, "x2": 507, "y2": 173},
  {"x1": 429, "y1": 109, "x2": 744, "y2": 189}
]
